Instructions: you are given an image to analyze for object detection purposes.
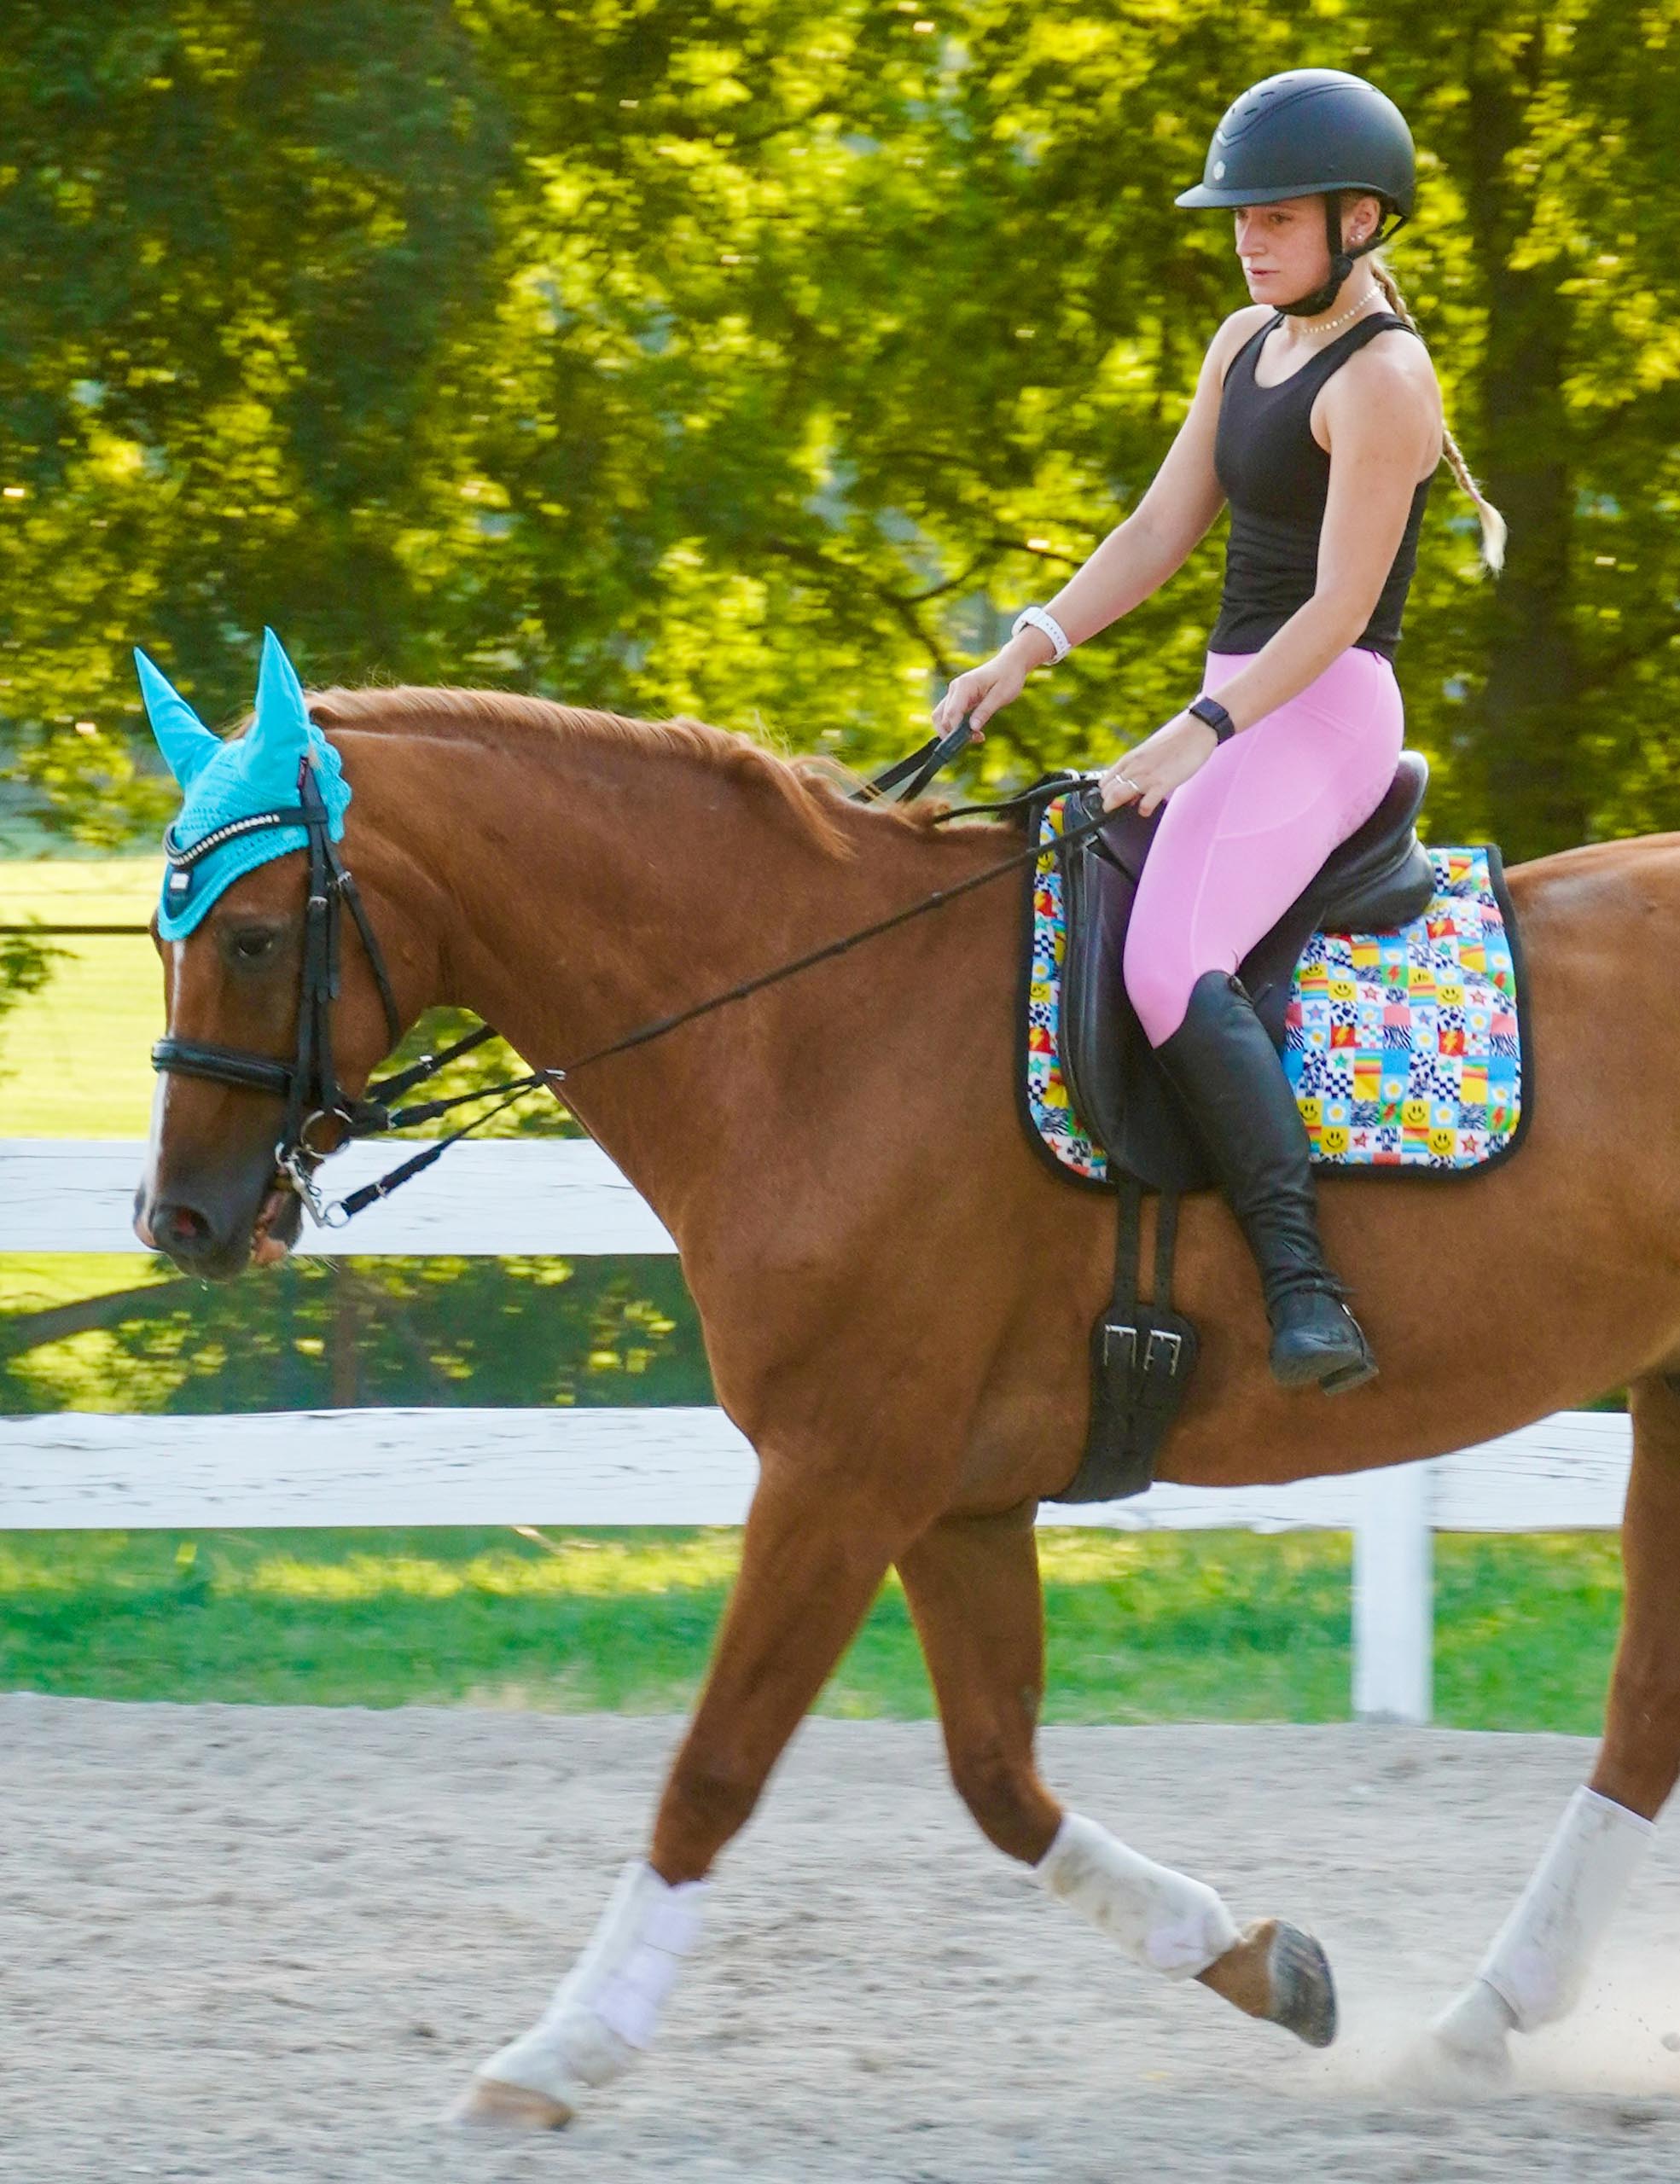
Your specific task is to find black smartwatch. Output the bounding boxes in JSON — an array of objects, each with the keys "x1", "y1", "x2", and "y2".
[{"x1": 1187, "y1": 694, "x2": 1236, "y2": 745}]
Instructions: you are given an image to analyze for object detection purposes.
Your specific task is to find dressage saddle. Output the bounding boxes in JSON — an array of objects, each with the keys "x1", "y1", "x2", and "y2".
[{"x1": 1058, "y1": 751, "x2": 1435, "y2": 1194}]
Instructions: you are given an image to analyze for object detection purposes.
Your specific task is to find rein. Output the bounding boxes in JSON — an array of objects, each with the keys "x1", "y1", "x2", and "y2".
[{"x1": 150, "y1": 718, "x2": 1106, "y2": 1230}]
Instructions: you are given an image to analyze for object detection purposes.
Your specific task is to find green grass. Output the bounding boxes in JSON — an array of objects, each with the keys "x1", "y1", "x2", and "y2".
[
  {"x1": 0, "y1": 1527, "x2": 1625, "y2": 1729},
  {"x1": 0, "y1": 1254, "x2": 175, "y2": 1312},
  {"x1": 0, "y1": 858, "x2": 159, "y2": 1135}
]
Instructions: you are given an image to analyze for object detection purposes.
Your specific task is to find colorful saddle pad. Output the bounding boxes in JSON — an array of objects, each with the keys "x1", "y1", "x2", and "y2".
[{"x1": 1024, "y1": 793, "x2": 1528, "y2": 1187}]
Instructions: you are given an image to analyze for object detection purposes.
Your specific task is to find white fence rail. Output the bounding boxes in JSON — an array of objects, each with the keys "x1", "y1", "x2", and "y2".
[
  {"x1": 2, "y1": 1141, "x2": 1632, "y2": 1724},
  {"x1": 0, "y1": 1137, "x2": 675, "y2": 1256}
]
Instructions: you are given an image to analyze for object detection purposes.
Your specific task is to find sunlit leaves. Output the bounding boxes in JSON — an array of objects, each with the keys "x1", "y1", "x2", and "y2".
[{"x1": 0, "y1": 0, "x2": 1675, "y2": 857}]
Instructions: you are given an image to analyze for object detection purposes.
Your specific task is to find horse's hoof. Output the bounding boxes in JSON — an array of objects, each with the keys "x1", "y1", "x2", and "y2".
[
  {"x1": 1197, "y1": 1916, "x2": 1337, "y2": 2048},
  {"x1": 1426, "y1": 1978, "x2": 1515, "y2": 2084},
  {"x1": 1405, "y1": 2028, "x2": 1514, "y2": 2098},
  {"x1": 444, "y1": 2074, "x2": 576, "y2": 2132},
  {"x1": 1263, "y1": 1919, "x2": 1338, "y2": 2048}
]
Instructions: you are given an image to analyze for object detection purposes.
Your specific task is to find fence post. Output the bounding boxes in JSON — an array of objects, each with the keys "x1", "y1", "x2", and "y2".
[{"x1": 1352, "y1": 1461, "x2": 1433, "y2": 1724}]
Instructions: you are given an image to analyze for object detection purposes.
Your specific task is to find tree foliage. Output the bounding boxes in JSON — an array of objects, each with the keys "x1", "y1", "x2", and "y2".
[{"x1": 2, "y1": 0, "x2": 1675, "y2": 863}]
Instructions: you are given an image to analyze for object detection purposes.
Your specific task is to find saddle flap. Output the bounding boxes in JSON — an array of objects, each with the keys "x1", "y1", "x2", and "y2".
[{"x1": 1058, "y1": 787, "x2": 1212, "y2": 1193}]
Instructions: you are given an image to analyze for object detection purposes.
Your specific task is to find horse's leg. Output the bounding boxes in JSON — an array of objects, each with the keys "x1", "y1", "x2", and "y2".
[
  {"x1": 895, "y1": 1502, "x2": 1337, "y2": 2046},
  {"x1": 450, "y1": 1461, "x2": 910, "y2": 2129},
  {"x1": 1432, "y1": 1371, "x2": 1675, "y2": 2072}
]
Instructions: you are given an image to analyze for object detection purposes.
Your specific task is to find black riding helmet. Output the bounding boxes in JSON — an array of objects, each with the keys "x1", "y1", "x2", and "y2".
[{"x1": 1176, "y1": 69, "x2": 1415, "y2": 317}]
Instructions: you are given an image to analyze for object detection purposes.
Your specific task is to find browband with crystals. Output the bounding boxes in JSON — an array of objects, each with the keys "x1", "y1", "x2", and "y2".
[{"x1": 163, "y1": 804, "x2": 311, "y2": 870}]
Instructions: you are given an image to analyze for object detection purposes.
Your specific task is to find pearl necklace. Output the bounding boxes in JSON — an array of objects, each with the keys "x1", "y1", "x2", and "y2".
[{"x1": 1298, "y1": 288, "x2": 1384, "y2": 340}]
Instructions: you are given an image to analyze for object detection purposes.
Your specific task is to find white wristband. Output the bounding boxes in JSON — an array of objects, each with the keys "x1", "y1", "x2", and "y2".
[{"x1": 1011, "y1": 605, "x2": 1072, "y2": 664}]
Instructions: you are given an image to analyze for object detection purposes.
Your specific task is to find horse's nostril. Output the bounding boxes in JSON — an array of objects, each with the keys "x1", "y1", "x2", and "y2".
[{"x1": 154, "y1": 1200, "x2": 216, "y2": 1257}]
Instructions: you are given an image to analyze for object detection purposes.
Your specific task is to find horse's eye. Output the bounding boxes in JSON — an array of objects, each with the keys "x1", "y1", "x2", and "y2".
[{"x1": 232, "y1": 929, "x2": 277, "y2": 962}]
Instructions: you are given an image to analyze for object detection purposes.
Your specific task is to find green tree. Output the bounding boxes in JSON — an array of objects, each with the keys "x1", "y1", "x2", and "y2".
[{"x1": 2, "y1": 1, "x2": 1675, "y2": 861}]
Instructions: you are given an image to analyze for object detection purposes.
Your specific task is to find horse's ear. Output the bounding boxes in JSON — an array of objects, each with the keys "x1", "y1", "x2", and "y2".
[
  {"x1": 245, "y1": 626, "x2": 315, "y2": 798},
  {"x1": 133, "y1": 649, "x2": 219, "y2": 789}
]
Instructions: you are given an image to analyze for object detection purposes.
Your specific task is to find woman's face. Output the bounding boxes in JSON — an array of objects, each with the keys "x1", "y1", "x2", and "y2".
[{"x1": 1232, "y1": 195, "x2": 1380, "y2": 299}]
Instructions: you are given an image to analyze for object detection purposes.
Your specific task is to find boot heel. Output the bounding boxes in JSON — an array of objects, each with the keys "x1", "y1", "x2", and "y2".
[
  {"x1": 1319, "y1": 1351, "x2": 1379, "y2": 1397},
  {"x1": 1268, "y1": 1291, "x2": 1378, "y2": 1393}
]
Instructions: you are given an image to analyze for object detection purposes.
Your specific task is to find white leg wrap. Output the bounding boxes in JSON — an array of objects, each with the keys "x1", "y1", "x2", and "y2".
[
  {"x1": 1037, "y1": 1811, "x2": 1240, "y2": 1979},
  {"x1": 1471, "y1": 1786, "x2": 1654, "y2": 2032},
  {"x1": 476, "y1": 1861, "x2": 707, "y2": 2105}
]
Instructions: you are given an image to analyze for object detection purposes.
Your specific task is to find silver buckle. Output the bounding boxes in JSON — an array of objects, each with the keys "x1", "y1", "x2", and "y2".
[{"x1": 1145, "y1": 1329, "x2": 1184, "y2": 1374}]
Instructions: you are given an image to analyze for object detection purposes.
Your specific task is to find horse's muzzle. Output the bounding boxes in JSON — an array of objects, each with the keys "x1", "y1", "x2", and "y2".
[{"x1": 135, "y1": 1176, "x2": 305, "y2": 1279}]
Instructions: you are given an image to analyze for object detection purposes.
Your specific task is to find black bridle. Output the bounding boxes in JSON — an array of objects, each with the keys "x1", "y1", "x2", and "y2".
[
  {"x1": 150, "y1": 718, "x2": 1112, "y2": 1230},
  {"x1": 152, "y1": 757, "x2": 421, "y2": 1216}
]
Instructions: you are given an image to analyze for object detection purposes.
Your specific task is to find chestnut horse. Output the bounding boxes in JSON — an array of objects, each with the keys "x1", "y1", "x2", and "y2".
[{"x1": 137, "y1": 683, "x2": 1680, "y2": 2125}]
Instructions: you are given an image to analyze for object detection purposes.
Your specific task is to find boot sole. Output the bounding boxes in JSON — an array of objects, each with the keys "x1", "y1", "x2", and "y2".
[
  {"x1": 1319, "y1": 1355, "x2": 1379, "y2": 1397},
  {"x1": 1271, "y1": 1349, "x2": 1379, "y2": 1396}
]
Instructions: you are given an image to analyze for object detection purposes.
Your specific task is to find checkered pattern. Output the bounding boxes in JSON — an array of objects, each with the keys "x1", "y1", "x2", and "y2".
[{"x1": 1026, "y1": 797, "x2": 1523, "y2": 1185}]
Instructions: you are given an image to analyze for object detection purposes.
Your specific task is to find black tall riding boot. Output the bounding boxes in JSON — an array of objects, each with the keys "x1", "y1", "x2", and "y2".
[{"x1": 1154, "y1": 970, "x2": 1377, "y2": 1394}]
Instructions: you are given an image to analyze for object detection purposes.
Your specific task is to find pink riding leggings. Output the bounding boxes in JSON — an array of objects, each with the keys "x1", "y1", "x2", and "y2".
[{"x1": 1123, "y1": 646, "x2": 1405, "y2": 1048}]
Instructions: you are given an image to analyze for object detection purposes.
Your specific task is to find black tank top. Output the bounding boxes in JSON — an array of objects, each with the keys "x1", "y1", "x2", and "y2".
[{"x1": 1209, "y1": 309, "x2": 1433, "y2": 660}]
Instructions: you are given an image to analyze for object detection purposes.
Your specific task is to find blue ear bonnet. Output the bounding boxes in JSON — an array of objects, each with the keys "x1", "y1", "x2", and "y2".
[{"x1": 136, "y1": 629, "x2": 352, "y2": 940}]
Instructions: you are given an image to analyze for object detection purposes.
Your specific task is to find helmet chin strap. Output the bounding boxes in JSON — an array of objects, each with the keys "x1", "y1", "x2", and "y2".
[{"x1": 1277, "y1": 194, "x2": 1409, "y2": 317}]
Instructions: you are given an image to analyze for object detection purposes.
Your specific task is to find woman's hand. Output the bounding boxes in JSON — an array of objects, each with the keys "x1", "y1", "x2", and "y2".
[
  {"x1": 930, "y1": 649, "x2": 1030, "y2": 742},
  {"x1": 1099, "y1": 712, "x2": 1220, "y2": 816}
]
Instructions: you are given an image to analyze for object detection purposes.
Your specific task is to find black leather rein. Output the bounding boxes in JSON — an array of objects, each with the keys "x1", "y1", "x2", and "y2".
[{"x1": 150, "y1": 721, "x2": 1108, "y2": 1230}]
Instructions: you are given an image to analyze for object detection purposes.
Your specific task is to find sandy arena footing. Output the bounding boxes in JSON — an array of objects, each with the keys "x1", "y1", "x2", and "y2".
[{"x1": 3, "y1": 1696, "x2": 1678, "y2": 2181}]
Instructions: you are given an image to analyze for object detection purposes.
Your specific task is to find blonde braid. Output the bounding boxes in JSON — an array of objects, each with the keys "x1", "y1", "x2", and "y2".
[{"x1": 1366, "y1": 243, "x2": 1508, "y2": 576}]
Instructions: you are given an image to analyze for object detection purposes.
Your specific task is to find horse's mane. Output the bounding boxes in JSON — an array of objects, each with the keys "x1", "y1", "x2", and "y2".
[{"x1": 303, "y1": 683, "x2": 950, "y2": 859}]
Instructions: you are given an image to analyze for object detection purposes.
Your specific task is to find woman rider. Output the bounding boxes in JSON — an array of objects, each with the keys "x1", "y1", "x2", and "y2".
[{"x1": 933, "y1": 67, "x2": 1506, "y2": 1396}]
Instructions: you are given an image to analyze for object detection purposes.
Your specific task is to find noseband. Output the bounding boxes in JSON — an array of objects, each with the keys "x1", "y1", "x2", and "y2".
[{"x1": 151, "y1": 758, "x2": 412, "y2": 1212}]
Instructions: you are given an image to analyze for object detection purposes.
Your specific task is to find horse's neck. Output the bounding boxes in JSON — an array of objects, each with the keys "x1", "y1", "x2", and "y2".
[{"x1": 364, "y1": 730, "x2": 982, "y2": 1238}]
